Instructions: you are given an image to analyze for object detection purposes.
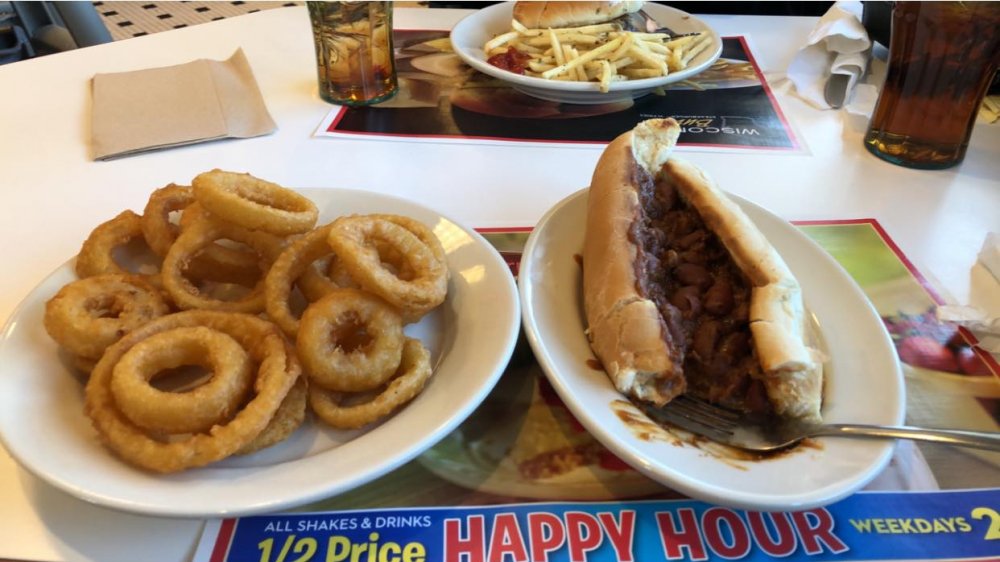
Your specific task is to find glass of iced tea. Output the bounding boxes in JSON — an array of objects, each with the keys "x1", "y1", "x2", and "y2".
[
  {"x1": 307, "y1": 1, "x2": 398, "y2": 106},
  {"x1": 863, "y1": 1, "x2": 1000, "y2": 169}
]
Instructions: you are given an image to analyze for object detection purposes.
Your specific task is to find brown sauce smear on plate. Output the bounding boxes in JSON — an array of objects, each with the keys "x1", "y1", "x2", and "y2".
[{"x1": 609, "y1": 400, "x2": 817, "y2": 468}]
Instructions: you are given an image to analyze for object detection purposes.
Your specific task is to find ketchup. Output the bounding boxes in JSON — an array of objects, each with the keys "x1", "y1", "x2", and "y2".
[{"x1": 487, "y1": 47, "x2": 531, "y2": 75}]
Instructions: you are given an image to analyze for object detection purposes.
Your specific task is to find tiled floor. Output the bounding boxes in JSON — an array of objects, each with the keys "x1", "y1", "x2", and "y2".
[{"x1": 94, "y1": 1, "x2": 302, "y2": 41}]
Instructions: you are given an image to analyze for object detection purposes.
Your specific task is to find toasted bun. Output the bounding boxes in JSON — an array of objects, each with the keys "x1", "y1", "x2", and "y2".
[
  {"x1": 583, "y1": 119, "x2": 684, "y2": 407},
  {"x1": 513, "y1": 1, "x2": 644, "y2": 29},
  {"x1": 583, "y1": 118, "x2": 823, "y2": 422}
]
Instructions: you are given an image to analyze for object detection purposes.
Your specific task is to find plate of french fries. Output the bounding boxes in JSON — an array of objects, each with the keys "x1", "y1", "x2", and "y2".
[{"x1": 450, "y1": 1, "x2": 723, "y2": 104}]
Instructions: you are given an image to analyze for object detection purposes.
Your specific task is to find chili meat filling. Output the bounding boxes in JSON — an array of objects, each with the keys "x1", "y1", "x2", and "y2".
[{"x1": 628, "y1": 163, "x2": 771, "y2": 415}]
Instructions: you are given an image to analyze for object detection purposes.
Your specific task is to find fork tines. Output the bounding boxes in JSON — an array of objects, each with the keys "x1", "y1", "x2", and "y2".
[{"x1": 642, "y1": 395, "x2": 743, "y2": 442}]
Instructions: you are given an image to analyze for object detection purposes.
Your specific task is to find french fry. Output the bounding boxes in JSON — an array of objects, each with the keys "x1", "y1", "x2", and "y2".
[
  {"x1": 666, "y1": 35, "x2": 698, "y2": 49},
  {"x1": 607, "y1": 32, "x2": 634, "y2": 62},
  {"x1": 541, "y1": 36, "x2": 624, "y2": 79},
  {"x1": 627, "y1": 44, "x2": 669, "y2": 76},
  {"x1": 620, "y1": 68, "x2": 664, "y2": 79},
  {"x1": 484, "y1": 31, "x2": 519, "y2": 53},
  {"x1": 550, "y1": 28, "x2": 566, "y2": 66},
  {"x1": 528, "y1": 60, "x2": 557, "y2": 73},
  {"x1": 524, "y1": 33, "x2": 601, "y2": 47},
  {"x1": 681, "y1": 34, "x2": 713, "y2": 66},
  {"x1": 598, "y1": 59, "x2": 613, "y2": 92},
  {"x1": 483, "y1": 21, "x2": 710, "y2": 89},
  {"x1": 640, "y1": 40, "x2": 670, "y2": 55}
]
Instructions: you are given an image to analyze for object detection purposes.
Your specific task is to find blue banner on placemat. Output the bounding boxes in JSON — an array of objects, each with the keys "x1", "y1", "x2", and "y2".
[{"x1": 194, "y1": 490, "x2": 1000, "y2": 562}]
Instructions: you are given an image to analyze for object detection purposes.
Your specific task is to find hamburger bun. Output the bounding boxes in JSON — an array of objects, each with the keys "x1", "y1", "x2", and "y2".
[{"x1": 513, "y1": 1, "x2": 645, "y2": 29}]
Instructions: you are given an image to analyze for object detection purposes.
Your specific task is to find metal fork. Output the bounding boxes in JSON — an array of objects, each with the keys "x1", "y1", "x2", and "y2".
[
  {"x1": 640, "y1": 395, "x2": 1000, "y2": 452},
  {"x1": 624, "y1": 10, "x2": 701, "y2": 39}
]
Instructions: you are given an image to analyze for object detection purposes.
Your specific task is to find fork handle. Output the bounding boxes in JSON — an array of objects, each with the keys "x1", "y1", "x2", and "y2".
[{"x1": 815, "y1": 424, "x2": 1000, "y2": 451}]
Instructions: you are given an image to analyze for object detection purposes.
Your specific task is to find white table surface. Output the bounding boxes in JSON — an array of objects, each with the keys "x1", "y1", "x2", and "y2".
[{"x1": 0, "y1": 6, "x2": 997, "y2": 562}]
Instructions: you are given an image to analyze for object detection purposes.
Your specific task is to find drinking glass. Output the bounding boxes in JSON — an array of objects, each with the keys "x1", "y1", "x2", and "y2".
[
  {"x1": 863, "y1": 1, "x2": 1000, "y2": 169},
  {"x1": 307, "y1": 1, "x2": 398, "y2": 106}
]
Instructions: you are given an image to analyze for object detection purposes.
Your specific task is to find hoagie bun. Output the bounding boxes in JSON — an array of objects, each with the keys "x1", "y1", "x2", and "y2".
[
  {"x1": 513, "y1": 1, "x2": 644, "y2": 29},
  {"x1": 582, "y1": 118, "x2": 823, "y2": 423}
]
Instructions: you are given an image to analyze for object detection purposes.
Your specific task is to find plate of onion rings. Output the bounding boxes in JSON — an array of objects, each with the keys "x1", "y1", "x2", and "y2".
[{"x1": 0, "y1": 186, "x2": 520, "y2": 517}]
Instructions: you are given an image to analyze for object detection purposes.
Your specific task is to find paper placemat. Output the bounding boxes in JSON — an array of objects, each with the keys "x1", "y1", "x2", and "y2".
[{"x1": 316, "y1": 33, "x2": 803, "y2": 153}]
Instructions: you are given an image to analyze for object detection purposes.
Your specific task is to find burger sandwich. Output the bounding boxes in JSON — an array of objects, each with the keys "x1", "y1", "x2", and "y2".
[{"x1": 512, "y1": 1, "x2": 646, "y2": 29}]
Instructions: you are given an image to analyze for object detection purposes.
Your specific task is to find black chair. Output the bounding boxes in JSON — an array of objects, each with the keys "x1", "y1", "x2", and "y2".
[{"x1": 3, "y1": 1, "x2": 111, "y2": 62}]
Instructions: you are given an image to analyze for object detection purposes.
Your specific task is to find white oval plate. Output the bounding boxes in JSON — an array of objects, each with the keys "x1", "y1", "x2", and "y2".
[
  {"x1": 519, "y1": 189, "x2": 904, "y2": 511},
  {"x1": 0, "y1": 188, "x2": 520, "y2": 518},
  {"x1": 450, "y1": 2, "x2": 723, "y2": 104}
]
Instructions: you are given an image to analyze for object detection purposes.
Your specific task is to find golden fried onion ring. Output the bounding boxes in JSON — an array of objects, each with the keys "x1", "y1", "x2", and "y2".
[
  {"x1": 309, "y1": 338, "x2": 432, "y2": 429},
  {"x1": 142, "y1": 187, "x2": 260, "y2": 285},
  {"x1": 264, "y1": 223, "x2": 338, "y2": 337},
  {"x1": 75, "y1": 210, "x2": 160, "y2": 284},
  {"x1": 161, "y1": 213, "x2": 282, "y2": 313},
  {"x1": 369, "y1": 213, "x2": 448, "y2": 266},
  {"x1": 141, "y1": 183, "x2": 193, "y2": 257},
  {"x1": 296, "y1": 288, "x2": 404, "y2": 392},
  {"x1": 109, "y1": 326, "x2": 255, "y2": 434},
  {"x1": 44, "y1": 273, "x2": 169, "y2": 360},
  {"x1": 327, "y1": 216, "x2": 448, "y2": 322},
  {"x1": 85, "y1": 311, "x2": 300, "y2": 473},
  {"x1": 236, "y1": 375, "x2": 307, "y2": 456},
  {"x1": 192, "y1": 169, "x2": 318, "y2": 235},
  {"x1": 297, "y1": 252, "x2": 358, "y2": 302}
]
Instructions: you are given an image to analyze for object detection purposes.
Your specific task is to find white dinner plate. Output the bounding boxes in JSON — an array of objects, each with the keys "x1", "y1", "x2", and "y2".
[
  {"x1": 0, "y1": 188, "x2": 520, "y2": 518},
  {"x1": 450, "y1": 2, "x2": 723, "y2": 104},
  {"x1": 519, "y1": 188, "x2": 905, "y2": 511}
]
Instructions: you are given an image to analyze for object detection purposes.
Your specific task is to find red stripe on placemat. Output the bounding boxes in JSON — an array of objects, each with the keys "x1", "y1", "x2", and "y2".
[
  {"x1": 476, "y1": 226, "x2": 533, "y2": 233},
  {"x1": 327, "y1": 127, "x2": 606, "y2": 144},
  {"x1": 681, "y1": 142, "x2": 796, "y2": 151},
  {"x1": 327, "y1": 107, "x2": 349, "y2": 132},
  {"x1": 209, "y1": 519, "x2": 238, "y2": 562}
]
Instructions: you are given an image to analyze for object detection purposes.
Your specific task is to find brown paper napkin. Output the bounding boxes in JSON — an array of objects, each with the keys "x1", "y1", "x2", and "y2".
[{"x1": 91, "y1": 48, "x2": 276, "y2": 160}]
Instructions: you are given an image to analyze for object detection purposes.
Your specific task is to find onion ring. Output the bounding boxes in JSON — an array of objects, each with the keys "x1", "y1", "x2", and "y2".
[
  {"x1": 109, "y1": 326, "x2": 255, "y2": 434},
  {"x1": 161, "y1": 213, "x2": 282, "y2": 313},
  {"x1": 142, "y1": 191, "x2": 262, "y2": 286},
  {"x1": 67, "y1": 353, "x2": 98, "y2": 376},
  {"x1": 308, "y1": 338, "x2": 432, "y2": 429},
  {"x1": 368, "y1": 213, "x2": 448, "y2": 267},
  {"x1": 296, "y1": 288, "x2": 404, "y2": 392},
  {"x1": 75, "y1": 210, "x2": 160, "y2": 283},
  {"x1": 84, "y1": 311, "x2": 300, "y2": 473},
  {"x1": 264, "y1": 224, "x2": 342, "y2": 336},
  {"x1": 44, "y1": 273, "x2": 169, "y2": 360},
  {"x1": 141, "y1": 184, "x2": 194, "y2": 257},
  {"x1": 192, "y1": 169, "x2": 318, "y2": 235},
  {"x1": 297, "y1": 254, "x2": 357, "y2": 302},
  {"x1": 327, "y1": 216, "x2": 449, "y2": 322},
  {"x1": 236, "y1": 375, "x2": 307, "y2": 456}
]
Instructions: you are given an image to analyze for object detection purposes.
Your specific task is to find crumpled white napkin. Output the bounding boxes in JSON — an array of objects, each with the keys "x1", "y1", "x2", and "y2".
[
  {"x1": 936, "y1": 232, "x2": 1000, "y2": 353},
  {"x1": 786, "y1": 1, "x2": 873, "y2": 110}
]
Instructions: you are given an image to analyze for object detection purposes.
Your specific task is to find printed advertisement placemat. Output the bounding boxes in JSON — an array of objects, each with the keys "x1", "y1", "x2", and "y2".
[
  {"x1": 317, "y1": 32, "x2": 802, "y2": 153},
  {"x1": 195, "y1": 219, "x2": 998, "y2": 562},
  {"x1": 196, "y1": 490, "x2": 1000, "y2": 562}
]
